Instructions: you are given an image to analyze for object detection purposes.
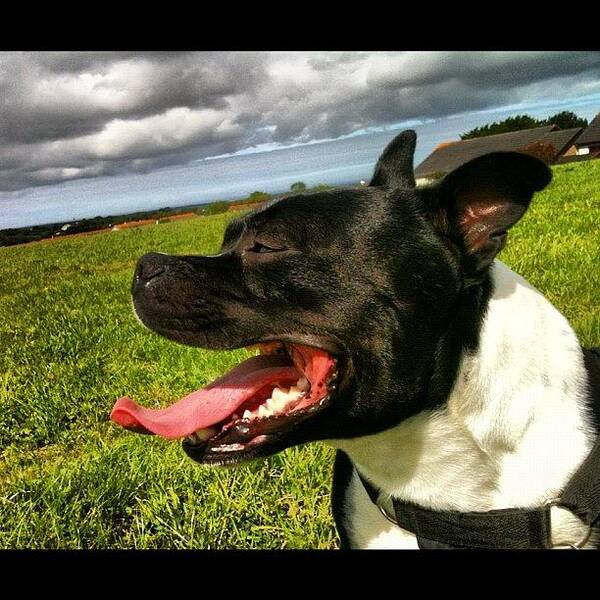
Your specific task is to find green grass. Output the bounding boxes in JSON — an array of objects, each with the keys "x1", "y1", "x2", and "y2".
[{"x1": 1, "y1": 160, "x2": 599, "y2": 548}]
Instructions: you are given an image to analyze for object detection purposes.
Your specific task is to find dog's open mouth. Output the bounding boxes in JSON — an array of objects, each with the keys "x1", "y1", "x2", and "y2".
[{"x1": 110, "y1": 342, "x2": 338, "y2": 462}]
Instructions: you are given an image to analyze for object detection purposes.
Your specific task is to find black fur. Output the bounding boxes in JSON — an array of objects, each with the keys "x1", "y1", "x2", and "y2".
[
  {"x1": 131, "y1": 130, "x2": 552, "y2": 483},
  {"x1": 583, "y1": 348, "x2": 600, "y2": 431},
  {"x1": 331, "y1": 450, "x2": 354, "y2": 549}
]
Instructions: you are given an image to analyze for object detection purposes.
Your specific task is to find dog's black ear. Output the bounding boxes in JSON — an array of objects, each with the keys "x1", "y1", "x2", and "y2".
[
  {"x1": 425, "y1": 152, "x2": 552, "y2": 278},
  {"x1": 370, "y1": 130, "x2": 417, "y2": 189}
]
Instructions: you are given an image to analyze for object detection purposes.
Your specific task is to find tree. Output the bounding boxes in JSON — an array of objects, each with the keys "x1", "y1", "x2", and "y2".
[
  {"x1": 247, "y1": 191, "x2": 271, "y2": 204},
  {"x1": 201, "y1": 201, "x2": 230, "y2": 216},
  {"x1": 461, "y1": 115, "x2": 541, "y2": 140},
  {"x1": 544, "y1": 111, "x2": 588, "y2": 130},
  {"x1": 460, "y1": 111, "x2": 588, "y2": 140},
  {"x1": 290, "y1": 181, "x2": 307, "y2": 192}
]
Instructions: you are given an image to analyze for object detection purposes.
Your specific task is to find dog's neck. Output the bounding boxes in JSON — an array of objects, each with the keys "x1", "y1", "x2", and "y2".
[{"x1": 331, "y1": 260, "x2": 596, "y2": 545}]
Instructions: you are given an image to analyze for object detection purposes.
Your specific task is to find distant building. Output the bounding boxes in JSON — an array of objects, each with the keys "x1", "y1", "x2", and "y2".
[
  {"x1": 111, "y1": 219, "x2": 157, "y2": 231},
  {"x1": 570, "y1": 113, "x2": 600, "y2": 158},
  {"x1": 414, "y1": 124, "x2": 583, "y2": 180},
  {"x1": 165, "y1": 212, "x2": 197, "y2": 222}
]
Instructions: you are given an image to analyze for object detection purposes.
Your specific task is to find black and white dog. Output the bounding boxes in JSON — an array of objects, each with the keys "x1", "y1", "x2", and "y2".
[{"x1": 112, "y1": 130, "x2": 599, "y2": 549}]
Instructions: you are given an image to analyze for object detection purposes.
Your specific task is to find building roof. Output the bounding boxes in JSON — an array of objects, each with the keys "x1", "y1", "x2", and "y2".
[
  {"x1": 414, "y1": 124, "x2": 576, "y2": 179},
  {"x1": 575, "y1": 113, "x2": 600, "y2": 146},
  {"x1": 542, "y1": 127, "x2": 583, "y2": 154}
]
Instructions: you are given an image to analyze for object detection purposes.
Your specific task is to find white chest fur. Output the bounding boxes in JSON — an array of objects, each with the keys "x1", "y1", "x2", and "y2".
[{"x1": 329, "y1": 260, "x2": 596, "y2": 549}]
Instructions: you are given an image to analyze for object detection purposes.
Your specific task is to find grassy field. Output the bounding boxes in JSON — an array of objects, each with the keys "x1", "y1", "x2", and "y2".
[{"x1": 0, "y1": 160, "x2": 599, "y2": 548}]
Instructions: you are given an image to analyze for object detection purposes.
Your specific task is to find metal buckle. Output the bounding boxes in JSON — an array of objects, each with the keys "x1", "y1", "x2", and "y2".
[
  {"x1": 544, "y1": 498, "x2": 593, "y2": 549},
  {"x1": 377, "y1": 501, "x2": 399, "y2": 526}
]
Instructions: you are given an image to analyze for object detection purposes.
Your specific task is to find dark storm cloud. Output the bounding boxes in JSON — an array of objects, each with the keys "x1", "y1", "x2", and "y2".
[
  {"x1": 262, "y1": 52, "x2": 600, "y2": 140},
  {"x1": 34, "y1": 51, "x2": 189, "y2": 73},
  {"x1": 0, "y1": 52, "x2": 267, "y2": 145},
  {"x1": 1, "y1": 51, "x2": 599, "y2": 191},
  {"x1": 366, "y1": 52, "x2": 600, "y2": 89}
]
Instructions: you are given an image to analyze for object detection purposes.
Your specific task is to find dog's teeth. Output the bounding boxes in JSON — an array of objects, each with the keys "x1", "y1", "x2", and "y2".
[
  {"x1": 258, "y1": 405, "x2": 273, "y2": 418},
  {"x1": 243, "y1": 410, "x2": 252, "y2": 420},
  {"x1": 212, "y1": 443, "x2": 245, "y2": 452},
  {"x1": 268, "y1": 388, "x2": 290, "y2": 413},
  {"x1": 271, "y1": 397, "x2": 287, "y2": 413},
  {"x1": 287, "y1": 386, "x2": 303, "y2": 400},
  {"x1": 271, "y1": 387, "x2": 288, "y2": 402},
  {"x1": 194, "y1": 427, "x2": 217, "y2": 441}
]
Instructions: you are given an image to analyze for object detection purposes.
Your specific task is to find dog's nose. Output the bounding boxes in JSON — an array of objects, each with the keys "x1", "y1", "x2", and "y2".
[{"x1": 135, "y1": 252, "x2": 169, "y2": 284}]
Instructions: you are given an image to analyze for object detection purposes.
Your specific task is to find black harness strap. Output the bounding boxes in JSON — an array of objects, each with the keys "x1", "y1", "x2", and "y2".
[
  {"x1": 560, "y1": 348, "x2": 600, "y2": 528},
  {"x1": 356, "y1": 470, "x2": 552, "y2": 549},
  {"x1": 355, "y1": 346, "x2": 600, "y2": 549}
]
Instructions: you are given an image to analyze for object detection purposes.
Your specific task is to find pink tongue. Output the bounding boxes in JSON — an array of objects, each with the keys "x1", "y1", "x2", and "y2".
[{"x1": 110, "y1": 354, "x2": 299, "y2": 439}]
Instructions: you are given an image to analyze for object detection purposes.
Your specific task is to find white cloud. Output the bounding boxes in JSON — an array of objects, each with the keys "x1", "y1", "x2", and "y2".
[{"x1": 91, "y1": 107, "x2": 238, "y2": 159}]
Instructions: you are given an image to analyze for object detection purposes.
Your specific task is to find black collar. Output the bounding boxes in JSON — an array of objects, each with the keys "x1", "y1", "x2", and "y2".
[{"x1": 356, "y1": 347, "x2": 600, "y2": 550}]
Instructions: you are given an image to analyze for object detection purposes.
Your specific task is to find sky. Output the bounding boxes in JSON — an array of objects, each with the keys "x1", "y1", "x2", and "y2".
[{"x1": 1, "y1": 51, "x2": 600, "y2": 228}]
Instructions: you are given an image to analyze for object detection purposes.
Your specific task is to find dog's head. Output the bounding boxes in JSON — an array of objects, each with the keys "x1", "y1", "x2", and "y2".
[{"x1": 112, "y1": 130, "x2": 551, "y2": 465}]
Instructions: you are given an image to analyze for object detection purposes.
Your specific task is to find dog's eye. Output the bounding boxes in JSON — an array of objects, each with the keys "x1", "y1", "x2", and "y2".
[{"x1": 248, "y1": 241, "x2": 283, "y2": 254}]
